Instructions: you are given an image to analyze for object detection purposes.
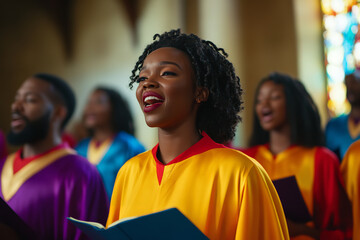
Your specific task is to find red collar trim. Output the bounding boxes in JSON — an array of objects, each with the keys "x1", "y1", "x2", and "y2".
[
  {"x1": 152, "y1": 132, "x2": 225, "y2": 185},
  {"x1": 13, "y1": 143, "x2": 69, "y2": 174}
]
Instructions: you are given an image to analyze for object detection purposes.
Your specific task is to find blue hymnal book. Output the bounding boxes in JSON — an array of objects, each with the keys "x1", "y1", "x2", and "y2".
[
  {"x1": 272, "y1": 176, "x2": 312, "y2": 223},
  {"x1": 68, "y1": 208, "x2": 209, "y2": 240}
]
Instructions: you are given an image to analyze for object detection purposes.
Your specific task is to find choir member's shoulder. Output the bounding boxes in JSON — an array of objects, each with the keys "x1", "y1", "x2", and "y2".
[
  {"x1": 118, "y1": 149, "x2": 153, "y2": 169},
  {"x1": 55, "y1": 153, "x2": 99, "y2": 179},
  {"x1": 346, "y1": 140, "x2": 360, "y2": 154},
  {"x1": 206, "y1": 146, "x2": 263, "y2": 171},
  {"x1": 315, "y1": 146, "x2": 341, "y2": 166},
  {"x1": 341, "y1": 140, "x2": 360, "y2": 167}
]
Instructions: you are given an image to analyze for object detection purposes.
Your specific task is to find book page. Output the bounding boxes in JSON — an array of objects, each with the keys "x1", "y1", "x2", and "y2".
[
  {"x1": 107, "y1": 216, "x2": 137, "y2": 228},
  {"x1": 68, "y1": 217, "x2": 105, "y2": 229}
]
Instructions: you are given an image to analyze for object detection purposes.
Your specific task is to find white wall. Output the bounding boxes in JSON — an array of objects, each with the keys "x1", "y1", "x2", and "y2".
[
  {"x1": 293, "y1": 0, "x2": 328, "y2": 125},
  {"x1": 198, "y1": 0, "x2": 244, "y2": 147}
]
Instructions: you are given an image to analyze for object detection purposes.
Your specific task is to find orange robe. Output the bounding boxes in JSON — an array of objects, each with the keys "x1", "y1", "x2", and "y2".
[
  {"x1": 341, "y1": 140, "x2": 360, "y2": 240},
  {"x1": 107, "y1": 133, "x2": 289, "y2": 240},
  {"x1": 243, "y1": 145, "x2": 352, "y2": 240}
]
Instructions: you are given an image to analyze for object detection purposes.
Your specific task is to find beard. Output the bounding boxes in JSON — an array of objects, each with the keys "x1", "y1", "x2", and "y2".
[{"x1": 7, "y1": 111, "x2": 51, "y2": 146}]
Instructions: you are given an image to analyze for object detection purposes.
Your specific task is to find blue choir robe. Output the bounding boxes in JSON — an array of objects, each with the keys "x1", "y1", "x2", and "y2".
[
  {"x1": 325, "y1": 114, "x2": 360, "y2": 161},
  {"x1": 76, "y1": 131, "x2": 145, "y2": 199}
]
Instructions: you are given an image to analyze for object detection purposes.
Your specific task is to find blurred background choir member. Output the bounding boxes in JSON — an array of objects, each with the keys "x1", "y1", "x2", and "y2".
[
  {"x1": 243, "y1": 72, "x2": 352, "y2": 240},
  {"x1": 0, "y1": 73, "x2": 108, "y2": 240},
  {"x1": 341, "y1": 139, "x2": 360, "y2": 240},
  {"x1": 325, "y1": 71, "x2": 360, "y2": 160},
  {"x1": 76, "y1": 87, "x2": 145, "y2": 199},
  {"x1": 106, "y1": 29, "x2": 290, "y2": 240}
]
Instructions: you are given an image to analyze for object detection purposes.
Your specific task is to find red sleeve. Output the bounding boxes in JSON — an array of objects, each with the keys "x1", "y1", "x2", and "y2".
[{"x1": 313, "y1": 147, "x2": 353, "y2": 240}]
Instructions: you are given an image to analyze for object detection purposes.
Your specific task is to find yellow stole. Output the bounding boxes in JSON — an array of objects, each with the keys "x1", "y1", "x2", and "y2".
[
  {"x1": 87, "y1": 138, "x2": 113, "y2": 165},
  {"x1": 348, "y1": 118, "x2": 360, "y2": 139},
  {"x1": 1, "y1": 148, "x2": 75, "y2": 201},
  {"x1": 254, "y1": 145, "x2": 315, "y2": 217}
]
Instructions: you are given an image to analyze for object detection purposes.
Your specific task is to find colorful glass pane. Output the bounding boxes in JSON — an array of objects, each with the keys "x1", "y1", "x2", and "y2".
[{"x1": 322, "y1": 0, "x2": 357, "y2": 116}]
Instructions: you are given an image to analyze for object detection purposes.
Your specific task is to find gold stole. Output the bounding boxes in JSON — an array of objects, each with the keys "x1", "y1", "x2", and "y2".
[
  {"x1": 87, "y1": 138, "x2": 113, "y2": 165},
  {"x1": 254, "y1": 145, "x2": 315, "y2": 216},
  {"x1": 1, "y1": 148, "x2": 75, "y2": 201},
  {"x1": 348, "y1": 118, "x2": 360, "y2": 139}
]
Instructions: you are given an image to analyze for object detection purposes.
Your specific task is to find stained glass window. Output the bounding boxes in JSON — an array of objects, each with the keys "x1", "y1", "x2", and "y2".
[{"x1": 321, "y1": 0, "x2": 359, "y2": 116}]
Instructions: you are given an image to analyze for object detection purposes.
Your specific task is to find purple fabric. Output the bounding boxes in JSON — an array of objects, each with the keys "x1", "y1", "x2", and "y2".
[{"x1": 0, "y1": 154, "x2": 109, "y2": 240}]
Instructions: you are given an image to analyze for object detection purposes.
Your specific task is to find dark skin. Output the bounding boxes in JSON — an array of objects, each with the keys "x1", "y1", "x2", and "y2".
[
  {"x1": 83, "y1": 89, "x2": 114, "y2": 142},
  {"x1": 10, "y1": 77, "x2": 66, "y2": 158},
  {"x1": 256, "y1": 80, "x2": 320, "y2": 239},
  {"x1": 136, "y1": 47, "x2": 208, "y2": 164},
  {"x1": 350, "y1": 108, "x2": 360, "y2": 122},
  {"x1": 345, "y1": 74, "x2": 360, "y2": 122},
  {"x1": 255, "y1": 80, "x2": 291, "y2": 154}
]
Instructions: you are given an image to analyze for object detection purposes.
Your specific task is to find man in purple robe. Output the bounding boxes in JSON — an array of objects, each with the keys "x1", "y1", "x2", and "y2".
[{"x1": 0, "y1": 73, "x2": 108, "y2": 240}]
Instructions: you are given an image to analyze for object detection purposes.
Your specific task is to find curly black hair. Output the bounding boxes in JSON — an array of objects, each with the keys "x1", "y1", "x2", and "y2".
[
  {"x1": 93, "y1": 87, "x2": 134, "y2": 135},
  {"x1": 129, "y1": 29, "x2": 243, "y2": 143},
  {"x1": 249, "y1": 72, "x2": 324, "y2": 147}
]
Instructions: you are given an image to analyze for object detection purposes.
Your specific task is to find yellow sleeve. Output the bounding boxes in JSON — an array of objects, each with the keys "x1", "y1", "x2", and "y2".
[
  {"x1": 106, "y1": 168, "x2": 124, "y2": 227},
  {"x1": 237, "y1": 164, "x2": 290, "y2": 240},
  {"x1": 341, "y1": 141, "x2": 360, "y2": 240}
]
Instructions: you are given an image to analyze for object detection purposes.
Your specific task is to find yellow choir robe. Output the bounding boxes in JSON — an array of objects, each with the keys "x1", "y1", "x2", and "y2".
[
  {"x1": 244, "y1": 145, "x2": 352, "y2": 240},
  {"x1": 341, "y1": 140, "x2": 360, "y2": 240},
  {"x1": 107, "y1": 133, "x2": 289, "y2": 240}
]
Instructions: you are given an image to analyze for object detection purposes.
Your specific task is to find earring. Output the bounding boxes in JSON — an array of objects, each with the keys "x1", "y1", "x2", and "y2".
[{"x1": 196, "y1": 99, "x2": 201, "y2": 103}]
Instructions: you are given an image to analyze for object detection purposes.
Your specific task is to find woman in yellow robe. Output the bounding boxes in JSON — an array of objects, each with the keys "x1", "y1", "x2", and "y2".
[
  {"x1": 341, "y1": 139, "x2": 360, "y2": 240},
  {"x1": 106, "y1": 29, "x2": 289, "y2": 240},
  {"x1": 244, "y1": 72, "x2": 352, "y2": 240}
]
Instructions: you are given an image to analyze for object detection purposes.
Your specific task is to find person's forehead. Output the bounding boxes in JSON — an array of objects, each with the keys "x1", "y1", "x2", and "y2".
[
  {"x1": 260, "y1": 80, "x2": 284, "y2": 92},
  {"x1": 144, "y1": 47, "x2": 190, "y2": 65},
  {"x1": 18, "y1": 77, "x2": 52, "y2": 96},
  {"x1": 91, "y1": 89, "x2": 110, "y2": 101}
]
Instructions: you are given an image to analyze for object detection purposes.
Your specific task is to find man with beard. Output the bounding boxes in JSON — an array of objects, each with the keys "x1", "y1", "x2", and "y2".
[
  {"x1": 326, "y1": 71, "x2": 360, "y2": 161},
  {"x1": 0, "y1": 73, "x2": 108, "y2": 240}
]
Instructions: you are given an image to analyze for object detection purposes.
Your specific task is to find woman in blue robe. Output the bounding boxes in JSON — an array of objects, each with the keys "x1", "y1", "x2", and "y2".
[{"x1": 76, "y1": 87, "x2": 145, "y2": 199}]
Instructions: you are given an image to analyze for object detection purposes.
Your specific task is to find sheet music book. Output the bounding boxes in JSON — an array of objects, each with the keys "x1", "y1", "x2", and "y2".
[
  {"x1": 272, "y1": 176, "x2": 312, "y2": 223},
  {"x1": 68, "y1": 208, "x2": 209, "y2": 240}
]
